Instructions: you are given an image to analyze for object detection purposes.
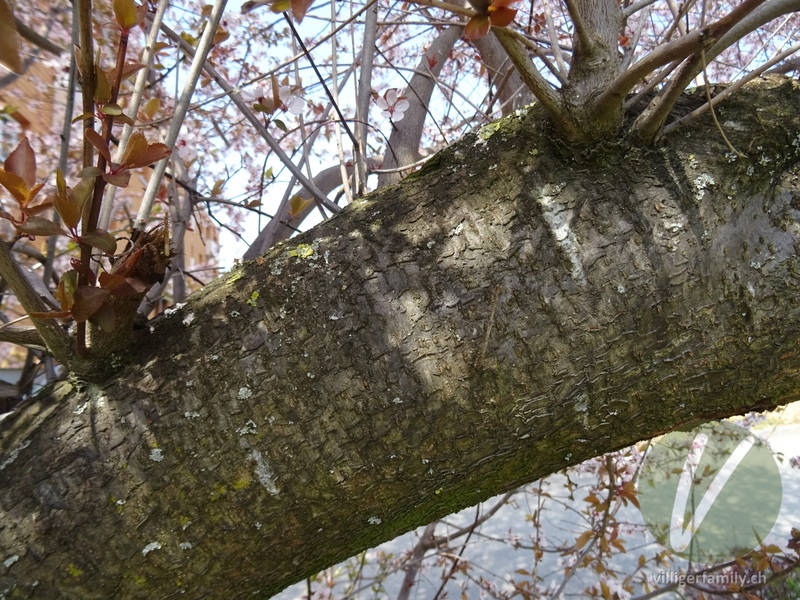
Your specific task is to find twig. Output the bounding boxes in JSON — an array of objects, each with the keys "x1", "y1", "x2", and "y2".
[
  {"x1": 99, "y1": 0, "x2": 170, "y2": 231},
  {"x1": 284, "y1": 13, "x2": 358, "y2": 154},
  {"x1": 663, "y1": 40, "x2": 800, "y2": 134},
  {"x1": 630, "y1": 0, "x2": 771, "y2": 143},
  {"x1": 492, "y1": 28, "x2": 574, "y2": 137},
  {"x1": 543, "y1": 0, "x2": 568, "y2": 76},
  {"x1": 622, "y1": 0, "x2": 660, "y2": 19},
  {"x1": 0, "y1": 325, "x2": 45, "y2": 349},
  {"x1": 76, "y1": 0, "x2": 95, "y2": 170},
  {"x1": 154, "y1": 22, "x2": 342, "y2": 217},
  {"x1": 134, "y1": 0, "x2": 229, "y2": 231},
  {"x1": 14, "y1": 17, "x2": 66, "y2": 55}
]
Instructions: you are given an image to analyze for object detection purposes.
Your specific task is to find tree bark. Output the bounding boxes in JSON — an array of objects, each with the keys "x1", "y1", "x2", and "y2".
[{"x1": 2, "y1": 76, "x2": 800, "y2": 599}]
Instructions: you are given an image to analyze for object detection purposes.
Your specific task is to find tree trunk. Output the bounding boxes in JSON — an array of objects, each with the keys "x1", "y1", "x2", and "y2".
[{"x1": 2, "y1": 76, "x2": 800, "y2": 599}]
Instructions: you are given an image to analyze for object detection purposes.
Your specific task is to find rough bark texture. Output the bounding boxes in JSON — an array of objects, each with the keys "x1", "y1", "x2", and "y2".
[{"x1": 2, "y1": 76, "x2": 800, "y2": 599}]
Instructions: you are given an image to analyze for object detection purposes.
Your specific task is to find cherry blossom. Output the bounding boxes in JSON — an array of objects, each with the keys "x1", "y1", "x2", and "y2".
[
  {"x1": 240, "y1": 82, "x2": 305, "y2": 116},
  {"x1": 376, "y1": 89, "x2": 409, "y2": 123}
]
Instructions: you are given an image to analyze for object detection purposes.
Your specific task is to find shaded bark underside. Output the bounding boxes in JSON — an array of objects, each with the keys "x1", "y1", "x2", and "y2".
[{"x1": 2, "y1": 76, "x2": 800, "y2": 599}]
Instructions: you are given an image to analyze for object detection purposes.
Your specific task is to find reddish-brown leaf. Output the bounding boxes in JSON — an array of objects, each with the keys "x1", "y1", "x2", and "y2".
[
  {"x1": 54, "y1": 192, "x2": 82, "y2": 231},
  {"x1": 55, "y1": 270, "x2": 78, "y2": 311},
  {"x1": 72, "y1": 286, "x2": 110, "y2": 322},
  {"x1": 488, "y1": 5, "x2": 516, "y2": 28},
  {"x1": 112, "y1": 247, "x2": 143, "y2": 278},
  {"x1": 290, "y1": 0, "x2": 314, "y2": 22},
  {"x1": 23, "y1": 197, "x2": 53, "y2": 216},
  {"x1": 4, "y1": 137, "x2": 36, "y2": 188},
  {"x1": 464, "y1": 15, "x2": 490, "y2": 40},
  {"x1": 85, "y1": 128, "x2": 112, "y2": 163},
  {"x1": 118, "y1": 130, "x2": 149, "y2": 169},
  {"x1": 0, "y1": 168, "x2": 26, "y2": 204},
  {"x1": 103, "y1": 171, "x2": 131, "y2": 187},
  {"x1": 99, "y1": 272, "x2": 148, "y2": 296},
  {"x1": 79, "y1": 229, "x2": 118, "y2": 254},
  {"x1": 133, "y1": 142, "x2": 171, "y2": 169},
  {"x1": 15, "y1": 216, "x2": 66, "y2": 237}
]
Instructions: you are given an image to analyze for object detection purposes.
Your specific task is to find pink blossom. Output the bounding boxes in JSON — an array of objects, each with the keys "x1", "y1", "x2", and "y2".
[{"x1": 376, "y1": 89, "x2": 409, "y2": 122}]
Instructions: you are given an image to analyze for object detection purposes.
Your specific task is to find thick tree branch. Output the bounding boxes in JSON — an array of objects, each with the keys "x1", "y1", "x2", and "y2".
[{"x1": 2, "y1": 76, "x2": 798, "y2": 599}]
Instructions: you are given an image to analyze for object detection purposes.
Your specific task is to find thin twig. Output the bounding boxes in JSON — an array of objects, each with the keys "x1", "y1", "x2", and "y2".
[
  {"x1": 663, "y1": 40, "x2": 800, "y2": 134},
  {"x1": 155, "y1": 21, "x2": 342, "y2": 216},
  {"x1": 135, "y1": 0, "x2": 230, "y2": 231}
]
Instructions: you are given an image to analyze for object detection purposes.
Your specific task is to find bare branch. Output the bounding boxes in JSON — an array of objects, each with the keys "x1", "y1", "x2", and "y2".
[
  {"x1": 564, "y1": 0, "x2": 593, "y2": 54},
  {"x1": 14, "y1": 17, "x2": 65, "y2": 55},
  {"x1": 354, "y1": 0, "x2": 379, "y2": 195},
  {"x1": 695, "y1": 0, "x2": 800, "y2": 80},
  {"x1": 664, "y1": 43, "x2": 800, "y2": 134},
  {"x1": 155, "y1": 22, "x2": 342, "y2": 218},
  {"x1": 378, "y1": 26, "x2": 462, "y2": 187},
  {"x1": 622, "y1": 0, "x2": 659, "y2": 19},
  {"x1": 135, "y1": 0, "x2": 229, "y2": 231},
  {"x1": 0, "y1": 325, "x2": 45, "y2": 349},
  {"x1": 492, "y1": 28, "x2": 574, "y2": 135},
  {"x1": 543, "y1": 0, "x2": 568, "y2": 76},
  {"x1": 76, "y1": 0, "x2": 95, "y2": 169},
  {"x1": 99, "y1": 0, "x2": 170, "y2": 232},
  {"x1": 0, "y1": 240, "x2": 73, "y2": 367},
  {"x1": 631, "y1": 0, "x2": 771, "y2": 143}
]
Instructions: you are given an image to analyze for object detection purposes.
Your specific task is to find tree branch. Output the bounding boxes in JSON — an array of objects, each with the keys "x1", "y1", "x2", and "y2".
[
  {"x1": 630, "y1": 0, "x2": 769, "y2": 143},
  {"x1": 154, "y1": 21, "x2": 342, "y2": 218},
  {"x1": 14, "y1": 17, "x2": 66, "y2": 56},
  {"x1": 134, "y1": 0, "x2": 230, "y2": 231},
  {"x1": 0, "y1": 325, "x2": 45, "y2": 349},
  {"x1": 0, "y1": 240, "x2": 73, "y2": 366},
  {"x1": 492, "y1": 28, "x2": 575, "y2": 137}
]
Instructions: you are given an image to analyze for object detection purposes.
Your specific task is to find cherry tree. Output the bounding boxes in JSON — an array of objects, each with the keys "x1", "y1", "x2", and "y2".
[{"x1": 0, "y1": 0, "x2": 799, "y2": 597}]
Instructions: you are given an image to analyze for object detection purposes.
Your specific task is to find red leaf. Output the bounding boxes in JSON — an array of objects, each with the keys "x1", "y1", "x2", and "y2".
[
  {"x1": 15, "y1": 216, "x2": 66, "y2": 237},
  {"x1": 23, "y1": 197, "x2": 53, "y2": 216},
  {"x1": 135, "y1": 143, "x2": 171, "y2": 168},
  {"x1": 290, "y1": 0, "x2": 314, "y2": 22},
  {"x1": 72, "y1": 286, "x2": 110, "y2": 322},
  {"x1": 79, "y1": 229, "x2": 118, "y2": 254},
  {"x1": 103, "y1": 171, "x2": 131, "y2": 187},
  {"x1": 464, "y1": 15, "x2": 490, "y2": 40},
  {"x1": 488, "y1": 5, "x2": 517, "y2": 28},
  {"x1": 119, "y1": 131, "x2": 170, "y2": 170},
  {"x1": 85, "y1": 128, "x2": 111, "y2": 163},
  {"x1": 4, "y1": 136, "x2": 36, "y2": 188},
  {"x1": 99, "y1": 272, "x2": 148, "y2": 296},
  {"x1": 112, "y1": 247, "x2": 143, "y2": 278}
]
